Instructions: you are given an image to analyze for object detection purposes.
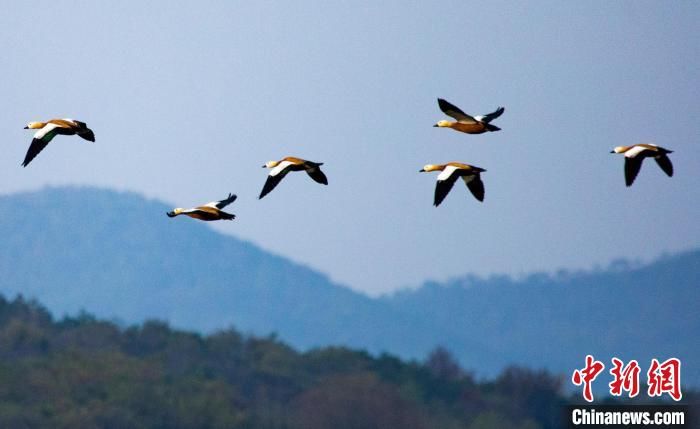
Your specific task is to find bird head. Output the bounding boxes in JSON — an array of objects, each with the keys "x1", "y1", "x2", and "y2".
[
  {"x1": 419, "y1": 164, "x2": 440, "y2": 173},
  {"x1": 433, "y1": 120, "x2": 451, "y2": 128},
  {"x1": 25, "y1": 122, "x2": 45, "y2": 129},
  {"x1": 263, "y1": 160, "x2": 280, "y2": 169}
]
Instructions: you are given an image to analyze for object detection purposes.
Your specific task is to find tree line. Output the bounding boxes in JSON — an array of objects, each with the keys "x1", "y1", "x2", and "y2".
[{"x1": 0, "y1": 294, "x2": 693, "y2": 428}]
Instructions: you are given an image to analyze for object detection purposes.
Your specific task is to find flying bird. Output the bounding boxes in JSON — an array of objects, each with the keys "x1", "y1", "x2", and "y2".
[
  {"x1": 259, "y1": 157, "x2": 328, "y2": 199},
  {"x1": 434, "y1": 98, "x2": 504, "y2": 134},
  {"x1": 22, "y1": 119, "x2": 95, "y2": 167},
  {"x1": 610, "y1": 144, "x2": 673, "y2": 186},
  {"x1": 420, "y1": 162, "x2": 486, "y2": 206},
  {"x1": 167, "y1": 193, "x2": 237, "y2": 221}
]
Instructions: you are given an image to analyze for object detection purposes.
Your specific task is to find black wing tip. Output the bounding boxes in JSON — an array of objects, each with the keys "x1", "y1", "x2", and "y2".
[
  {"x1": 437, "y1": 98, "x2": 452, "y2": 109},
  {"x1": 307, "y1": 168, "x2": 329, "y2": 185},
  {"x1": 655, "y1": 156, "x2": 674, "y2": 177},
  {"x1": 79, "y1": 129, "x2": 96, "y2": 142},
  {"x1": 433, "y1": 193, "x2": 447, "y2": 207}
]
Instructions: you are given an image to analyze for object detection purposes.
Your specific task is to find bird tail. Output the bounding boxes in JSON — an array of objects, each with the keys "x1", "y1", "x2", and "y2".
[{"x1": 484, "y1": 124, "x2": 501, "y2": 132}]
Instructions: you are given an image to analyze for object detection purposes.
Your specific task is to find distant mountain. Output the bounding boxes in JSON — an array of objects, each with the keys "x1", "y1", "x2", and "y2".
[
  {"x1": 0, "y1": 187, "x2": 385, "y2": 343},
  {"x1": 382, "y1": 251, "x2": 700, "y2": 386},
  {"x1": 1, "y1": 187, "x2": 698, "y2": 386}
]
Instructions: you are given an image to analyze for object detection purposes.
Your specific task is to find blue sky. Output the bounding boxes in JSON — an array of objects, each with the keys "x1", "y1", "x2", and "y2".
[{"x1": 1, "y1": 1, "x2": 698, "y2": 295}]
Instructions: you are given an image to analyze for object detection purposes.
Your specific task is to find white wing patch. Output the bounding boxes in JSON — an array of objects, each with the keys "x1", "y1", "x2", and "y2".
[
  {"x1": 437, "y1": 165, "x2": 460, "y2": 181},
  {"x1": 473, "y1": 115, "x2": 485, "y2": 122},
  {"x1": 34, "y1": 123, "x2": 60, "y2": 140},
  {"x1": 202, "y1": 201, "x2": 220, "y2": 209},
  {"x1": 270, "y1": 160, "x2": 294, "y2": 176},
  {"x1": 625, "y1": 145, "x2": 651, "y2": 158}
]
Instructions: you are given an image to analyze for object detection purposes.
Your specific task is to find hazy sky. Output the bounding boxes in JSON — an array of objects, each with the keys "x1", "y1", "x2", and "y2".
[{"x1": 1, "y1": 1, "x2": 698, "y2": 295}]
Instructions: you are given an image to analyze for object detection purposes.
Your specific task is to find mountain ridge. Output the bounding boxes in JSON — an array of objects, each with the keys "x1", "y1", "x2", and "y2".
[{"x1": 0, "y1": 186, "x2": 697, "y2": 385}]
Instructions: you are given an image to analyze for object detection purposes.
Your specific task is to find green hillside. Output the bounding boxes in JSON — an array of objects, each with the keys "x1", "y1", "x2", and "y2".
[{"x1": 0, "y1": 295, "x2": 566, "y2": 428}]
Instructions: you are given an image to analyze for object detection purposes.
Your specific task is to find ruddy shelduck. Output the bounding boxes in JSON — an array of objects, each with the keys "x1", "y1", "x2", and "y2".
[
  {"x1": 22, "y1": 119, "x2": 95, "y2": 167},
  {"x1": 167, "y1": 193, "x2": 237, "y2": 221},
  {"x1": 259, "y1": 157, "x2": 328, "y2": 199},
  {"x1": 610, "y1": 144, "x2": 673, "y2": 187},
  {"x1": 420, "y1": 162, "x2": 486, "y2": 206},
  {"x1": 434, "y1": 99, "x2": 504, "y2": 134}
]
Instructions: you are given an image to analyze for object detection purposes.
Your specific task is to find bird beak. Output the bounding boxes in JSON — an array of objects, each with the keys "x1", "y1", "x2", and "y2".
[
  {"x1": 166, "y1": 211, "x2": 176, "y2": 217},
  {"x1": 432, "y1": 124, "x2": 438, "y2": 127},
  {"x1": 609, "y1": 150, "x2": 615, "y2": 154},
  {"x1": 261, "y1": 165, "x2": 266, "y2": 168},
  {"x1": 419, "y1": 169, "x2": 425, "y2": 172},
  {"x1": 23, "y1": 126, "x2": 28, "y2": 129}
]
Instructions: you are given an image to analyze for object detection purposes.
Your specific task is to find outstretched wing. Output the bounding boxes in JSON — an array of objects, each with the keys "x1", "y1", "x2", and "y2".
[
  {"x1": 259, "y1": 161, "x2": 294, "y2": 199},
  {"x1": 216, "y1": 193, "x2": 237, "y2": 209},
  {"x1": 22, "y1": 124, "x2": 61, "y2": 167},
  {"x1": 624, "y1": 157, "x2": 644, "y2": 187},
  {"x1": 259, "y1": 175, "x2": 285, "y2": 199},
  {"x1": 476, "y1": 107, "x2": 505, "y2": 124},
  {"x1": 78, "y1": 128, "x2": 95, "y2": 142},
  {"x1": 655, "y1": 155, "x2": 673, "y2": 177},
  {"x1": 434, "y1": 166, "x2": 460, "y2": 206},
  {"x1": 306, "y1": 166, "x2": 328, "y2": 185},
  {"x1": 437, "y1": 98, "x2": 477, "y2": 124},
  {"x1": 204, "y1": 193, "x2": 237, "y2": 209},
  {"x1": 463, "y1": 175, "x2": 485, "y2": 202}
]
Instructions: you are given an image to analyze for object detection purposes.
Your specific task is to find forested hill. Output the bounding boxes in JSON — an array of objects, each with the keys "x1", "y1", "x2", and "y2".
[
  {"x1": 2, "y1": 296, "x2": 698, "y2": 427},
  {"x1": 0, "y1": 187, "x2": 698, "y2": 386},
  {"x1": 0, "y1": 295, "x2": 567, "y2": 428}
]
